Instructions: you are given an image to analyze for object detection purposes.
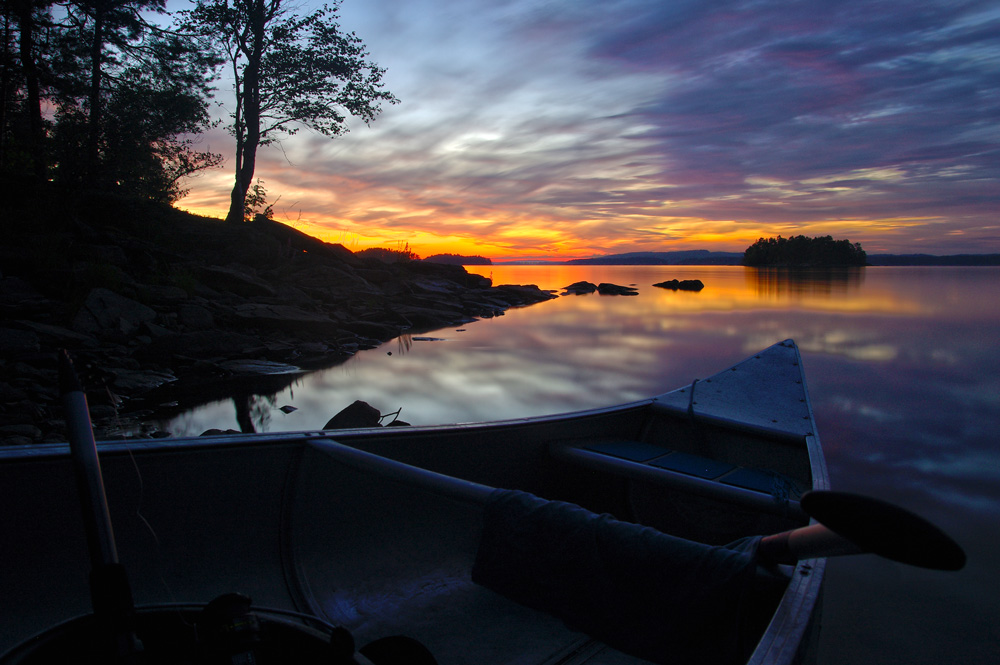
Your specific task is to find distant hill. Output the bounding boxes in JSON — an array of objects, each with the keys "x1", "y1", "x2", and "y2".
[
  {"x1": 424, "y1": 253, "x2": 492, "y2": 265},
  {"x1": 496, "y1": 250, "x2": 1000, "y2": 266},
  {"x1": 567, "y1": 250, "x2": 743, "y2": 265},
  {"x1": 867, "y1": 254, "x2": 1000, "y2": 266}
]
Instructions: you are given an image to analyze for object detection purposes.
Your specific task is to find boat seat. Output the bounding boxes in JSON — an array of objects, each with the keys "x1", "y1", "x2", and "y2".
[{"x1": 551, "y1": 439, "x2": 804, "y2": 518}]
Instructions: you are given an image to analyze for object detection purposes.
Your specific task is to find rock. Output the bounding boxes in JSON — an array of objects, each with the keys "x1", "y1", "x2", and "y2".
[
  {"x1": 230, "y1": 303, "x2": 342, "y2": 332},
  {"x1": 13, "y1": 320, "x2": 98, "y2": 348},
  {"x1": 89, "y1": 404, "x2": 119, "y2": 419},
  {"x1": 72, "y1": 288, "x2": 157, "y2": 336},
  {"x1": 324, "y1": 400, "x2": 381, "y2": 430},
  {"x1": 178, "y1": 304, "x2": 215, "y2": 330},
  {"x1": 0, "y1": 435, "x2": 35, "y2": 446},
  {"x1": 410, "y1": 278, "x2": 462, "y2": 296},
  {"x1": 144, "y1": 285, "x2": 189, "y2": 302},
  {"x1": 110, "y1": 368, "x2": 177, "y2": 393},
  {"x1": 406, "y1": 261, "x2": 492, "y2": 289},
  {"x1": 143, "y1": 330, "x2": 263, "y2": 361},
  {"x1": 73, "y1": 243, "x2": 128, "y2": 266},
  {"x1": 289, "y1": 265, "x2": 378, "y2": 295},
  {"x1": 340, "y1": 320, "x2": 400, "y2": 339},
  {"x1": 0, "y1": 424, "x2": 42, "y2": 441},
  {"x1": 393, "y1": 305, "x2": 460, "y2": 331},
  {"x1": 597, "y1": 283, "x2": 639, "y2": 296},
  {"x1": 141, "y1": 321, "x2": 174, "y2": 338},
  {"x1": 197, "y1": 265, "x2": 276, "y2": 297},
  {"x1": 492, "y1": 284, "x2": 559, "y2": 305},
  {"x1": 216, "y1": 359, "x2": 301, "y2": 375},
  {"x1": 1, "y1": 203, "x2": 571, "y2": 442},
  {"x1": 269, "y1": 283, "x2": 316, "y2": 307},
  {"x1": 653, "y1": 279, "x2": 705, "y2": 291},
  {"x1": 0, "y1": 328, "x2": 40, "y2": 354},
  {"x1": 562, "y1": 281, "x2": 597, "y2": 295},
  {"x1": 0, "y1": 277, "x2": 51, "y2": 313}
]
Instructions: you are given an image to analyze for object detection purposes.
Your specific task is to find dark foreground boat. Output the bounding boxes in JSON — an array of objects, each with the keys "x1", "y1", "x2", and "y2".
[{"x1": 0, "y1": 340, "x2": 961, "y2": 665}]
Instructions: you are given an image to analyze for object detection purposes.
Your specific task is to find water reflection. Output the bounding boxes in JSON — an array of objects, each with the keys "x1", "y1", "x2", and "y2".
[
  {"x1": 159, "y1": 266, "x2": 997, "y2": 435},
  {"x1": 747, "y1": 266, "x2": 865, "y2": 299},
  {"x1": 233, "y1": 393, "x2": 277, "y2": 433}
]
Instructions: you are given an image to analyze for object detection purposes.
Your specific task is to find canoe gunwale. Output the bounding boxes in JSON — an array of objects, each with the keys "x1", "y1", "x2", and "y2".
[{"x1": 747, "y1": 340, "x2": 829, "y2": 665}]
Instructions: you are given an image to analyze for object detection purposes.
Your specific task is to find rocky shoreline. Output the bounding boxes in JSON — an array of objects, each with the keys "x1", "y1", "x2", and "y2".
[{"x1": 0, "y1": 208, "x2": 557, "y2": 445}]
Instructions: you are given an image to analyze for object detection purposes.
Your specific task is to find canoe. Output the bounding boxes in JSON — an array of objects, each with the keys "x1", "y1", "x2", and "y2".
[{"x1": 0, "y1": 339, "x2": 828, "y2": 665}]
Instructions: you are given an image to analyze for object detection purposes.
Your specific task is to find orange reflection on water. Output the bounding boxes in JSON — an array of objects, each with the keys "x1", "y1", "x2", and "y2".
[{"x1": 469, "y1": 265, "x2": 927, "y2": 315}]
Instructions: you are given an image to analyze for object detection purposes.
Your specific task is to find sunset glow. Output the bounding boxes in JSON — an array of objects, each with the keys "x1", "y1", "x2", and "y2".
[{"x1": 176, "y1": 0, "x2": 1000, "y2": 260}]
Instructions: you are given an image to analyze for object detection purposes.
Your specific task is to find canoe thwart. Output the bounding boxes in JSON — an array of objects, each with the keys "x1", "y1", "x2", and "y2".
[
  {"x1": 552, "y1": 439, "x2": 805, "y2": 519},
  {"x1": 307, "y1": 438, "x2": 495, "y2": 506}
]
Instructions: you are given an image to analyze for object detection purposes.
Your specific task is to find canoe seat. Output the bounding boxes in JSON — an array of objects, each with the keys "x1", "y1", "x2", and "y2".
[{"x1": 551, "y1": 439, "x2": 804, "y2": 518}]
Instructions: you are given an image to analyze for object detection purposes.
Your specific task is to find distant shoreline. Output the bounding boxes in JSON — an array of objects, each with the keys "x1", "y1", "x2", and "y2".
[{"x1": 490, "y1": 252, "x2": 1000, "y2": 267}]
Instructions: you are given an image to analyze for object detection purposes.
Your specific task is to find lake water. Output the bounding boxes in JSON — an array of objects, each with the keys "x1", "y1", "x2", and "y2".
[{"x1": 160, "y1": 265, "x2": 1000, "y2": 665}]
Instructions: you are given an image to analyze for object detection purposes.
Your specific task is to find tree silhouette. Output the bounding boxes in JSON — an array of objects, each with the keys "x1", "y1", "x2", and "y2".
[
  {"x1": 743, "y1": 235, "x2": 867, "y2": 266},
  {"x1": 184, "y1": 0, "x2": 397, "y2": 223},
  {"x1": 1, "y1": 0, "x2": 221, "y2": 199}
]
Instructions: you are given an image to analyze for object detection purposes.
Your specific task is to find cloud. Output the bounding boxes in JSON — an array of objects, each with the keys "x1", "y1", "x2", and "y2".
[
  {"x1": 179, "y1": 0, "x2": 1000, "y2": 256},
  {"x1": 592, "y1": 1, "x2": 1000, "y2": 212}
]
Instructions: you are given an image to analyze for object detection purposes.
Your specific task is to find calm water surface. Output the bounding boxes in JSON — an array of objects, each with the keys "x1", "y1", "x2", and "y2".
[{"x1": 163, "y1": 265, "x2": 1000, "y2": 664}]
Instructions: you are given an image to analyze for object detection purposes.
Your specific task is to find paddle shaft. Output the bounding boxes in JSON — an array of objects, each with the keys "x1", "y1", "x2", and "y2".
[
  {"x1": 759, "y1": 523, "x2": 862, "y2": 564},
  {"x1": 758, "y1": 491, "x2": 966, "y2": 570},
  {"x1": 60, "y1": 351, "x2": 119, "y2": 567},
  {"x1": 59, "y1": 351, "x2": 143, "y2": 662}
]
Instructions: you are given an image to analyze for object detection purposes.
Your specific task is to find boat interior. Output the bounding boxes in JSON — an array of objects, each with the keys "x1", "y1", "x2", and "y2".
[{"x1": 1, "y1": 395, "x2": 822, "y2": 664}]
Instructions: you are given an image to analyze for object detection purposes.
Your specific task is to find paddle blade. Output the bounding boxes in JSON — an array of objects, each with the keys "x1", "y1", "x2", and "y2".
[{"x1": 800, "y1": 491, "x2": 966, "y2": 571}]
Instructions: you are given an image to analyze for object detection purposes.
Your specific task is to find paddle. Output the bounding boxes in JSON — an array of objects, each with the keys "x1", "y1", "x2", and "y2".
[
  {"x1": 758, "y1": 490, "x2": 966, "y2": 571},
  {"x1": 59, "y1": 350, "x2": 143, "y2": 661}
]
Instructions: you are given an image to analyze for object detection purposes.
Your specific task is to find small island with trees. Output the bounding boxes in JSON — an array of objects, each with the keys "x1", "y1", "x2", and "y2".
[
  {"x1": 425, "y1": 254, "x2": 492, "y2": 265},
  {"x1": 742, "y1": 235, "x2": 868, "y2": 267}
]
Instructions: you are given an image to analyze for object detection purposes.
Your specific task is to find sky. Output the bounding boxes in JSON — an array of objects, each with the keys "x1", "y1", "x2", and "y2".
[{"x1": 175, "y1": 0, "x2": 1000, "y2": 260}]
